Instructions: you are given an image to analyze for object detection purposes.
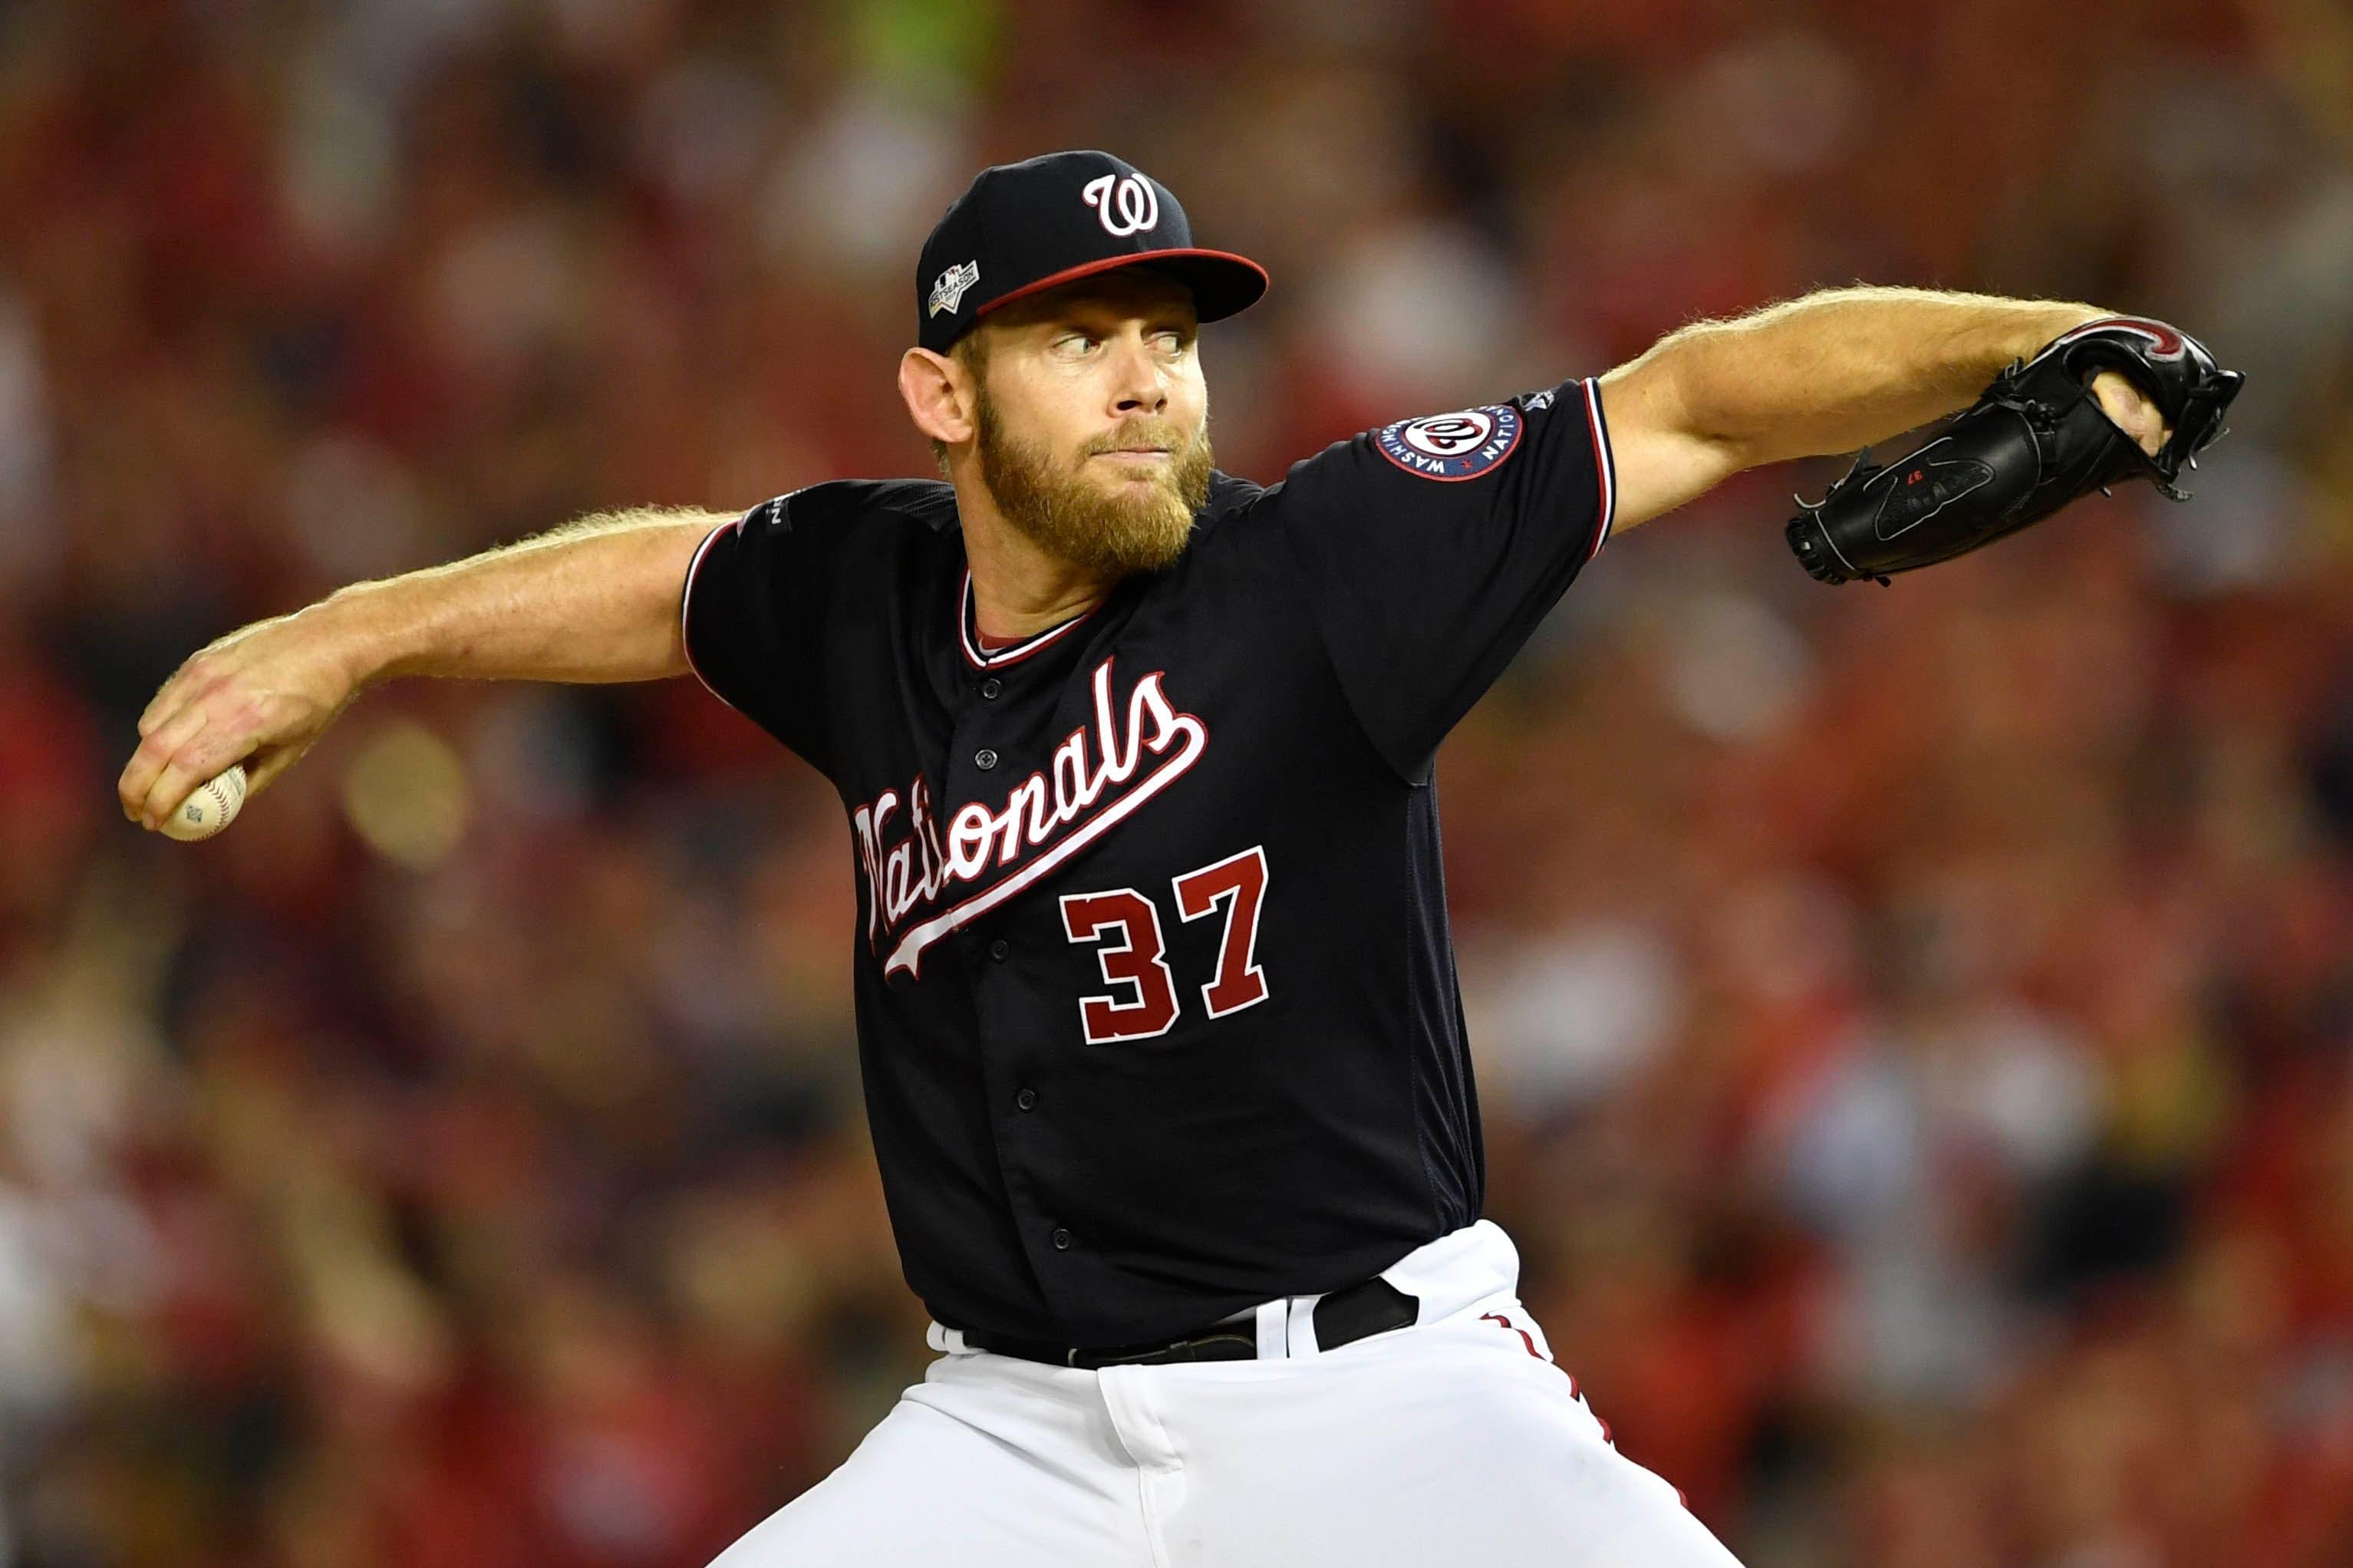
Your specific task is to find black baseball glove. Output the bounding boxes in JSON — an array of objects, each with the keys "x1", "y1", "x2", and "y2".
[{"x1": 1785, "y1": 317, "x2": 2244, "y2": 585}]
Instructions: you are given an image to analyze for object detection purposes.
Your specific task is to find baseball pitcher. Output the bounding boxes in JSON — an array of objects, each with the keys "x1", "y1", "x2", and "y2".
[{"x1": 119, "y1": 151, "x2": 2239, "y2": 1567}]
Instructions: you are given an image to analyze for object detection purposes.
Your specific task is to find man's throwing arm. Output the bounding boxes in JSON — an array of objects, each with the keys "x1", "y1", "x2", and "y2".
[{"x1": 119, "y1": 509, "x2": 731, "y2": 830}]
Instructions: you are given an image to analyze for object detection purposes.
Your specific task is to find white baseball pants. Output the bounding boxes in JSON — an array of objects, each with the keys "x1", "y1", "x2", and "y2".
[{"x1": 710, "y1": 1220, "x2": 1745, "y2": 1567}]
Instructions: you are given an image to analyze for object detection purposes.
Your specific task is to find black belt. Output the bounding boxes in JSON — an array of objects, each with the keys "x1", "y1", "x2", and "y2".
[{"x1": 964, "y1": 1276, "x2": 1419, "y2": 1369}]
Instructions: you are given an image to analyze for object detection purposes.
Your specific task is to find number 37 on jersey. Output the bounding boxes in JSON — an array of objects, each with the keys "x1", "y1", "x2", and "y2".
[{"x1": 1058, "y1": 846, "x2": 1270, "y2": 1044}]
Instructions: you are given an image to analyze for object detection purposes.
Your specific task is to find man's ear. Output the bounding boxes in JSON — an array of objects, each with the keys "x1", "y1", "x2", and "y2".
[{"x1": 900, "y1": 346, "x2": 977, "y2": 448}]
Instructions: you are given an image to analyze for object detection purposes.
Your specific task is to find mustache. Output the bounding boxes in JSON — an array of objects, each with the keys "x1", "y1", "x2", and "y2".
[{"x1": 1079, "y1": 420, "x2": 1195, "y2": 458}]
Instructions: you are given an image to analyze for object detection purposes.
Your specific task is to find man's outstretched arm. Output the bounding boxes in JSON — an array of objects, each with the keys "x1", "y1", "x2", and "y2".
[
  {"x1": 1597, "y1": 286, "x2": 2169, "y2": 532},
  {"x1": 119, "y1": 508, "x2": 732, "y2": 829}
]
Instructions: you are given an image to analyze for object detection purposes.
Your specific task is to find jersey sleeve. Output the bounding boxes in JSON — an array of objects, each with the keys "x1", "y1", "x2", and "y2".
[
  {"x1": 1274, "y1": 377, "x2": 1618, "y2": 780},
  {"x1": 679, "y1": 487, "x2": 846, "y2": 774}
]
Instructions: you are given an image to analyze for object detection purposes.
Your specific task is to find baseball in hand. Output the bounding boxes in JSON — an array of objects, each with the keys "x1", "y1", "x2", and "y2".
[{"x1": 160, "y1": 763, "x2": 249, "y2": 842}]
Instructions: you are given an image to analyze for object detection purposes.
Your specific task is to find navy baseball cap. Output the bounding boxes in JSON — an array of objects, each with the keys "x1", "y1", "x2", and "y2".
[{"x1": 915, "y1": 150, "x2": 1268, "y2": 354}]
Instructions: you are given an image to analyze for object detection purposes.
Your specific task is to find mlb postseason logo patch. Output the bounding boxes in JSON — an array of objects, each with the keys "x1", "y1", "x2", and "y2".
[
  {"x1": 1375, "y1": 405, "x2": 1523, "y2": 481},
  {"x1": 929, "y1": 261, "x2": 980, "y2": 318}
]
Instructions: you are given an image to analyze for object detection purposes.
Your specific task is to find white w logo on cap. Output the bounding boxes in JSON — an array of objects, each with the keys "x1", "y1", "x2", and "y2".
[{"x1": 1082, "y1": 173, "x2": 1160, "y2": 237}]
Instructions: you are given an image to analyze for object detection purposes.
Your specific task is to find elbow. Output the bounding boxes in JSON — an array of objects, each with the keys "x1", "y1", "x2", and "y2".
[
  {"x1": 1616, "y1": 327, "x2": 1763, "y2": 476},
  {"x1": 1595, "y1": 341, "x2": 1753, "y2": 530}
]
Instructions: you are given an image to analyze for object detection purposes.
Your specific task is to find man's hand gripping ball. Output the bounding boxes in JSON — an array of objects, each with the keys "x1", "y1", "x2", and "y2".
[{"x1": 119, "y1": 608, "x2": 360, "y2": 836}]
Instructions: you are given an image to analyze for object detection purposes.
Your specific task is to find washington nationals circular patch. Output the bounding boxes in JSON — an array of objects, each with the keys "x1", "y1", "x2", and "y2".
[{"x1": 1374, "y1": 405, "x2": 1524, "y2": 481}]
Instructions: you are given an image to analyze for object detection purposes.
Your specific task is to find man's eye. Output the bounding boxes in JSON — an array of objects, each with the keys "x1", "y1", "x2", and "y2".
[{"x1": 1059, "y1": 333, "x2": 1099, "y2": 354}]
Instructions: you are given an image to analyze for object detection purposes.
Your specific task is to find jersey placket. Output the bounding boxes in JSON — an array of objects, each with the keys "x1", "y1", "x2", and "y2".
[{"x1": 944, "y1": 627, "x2": 1106, "y2": 1324}]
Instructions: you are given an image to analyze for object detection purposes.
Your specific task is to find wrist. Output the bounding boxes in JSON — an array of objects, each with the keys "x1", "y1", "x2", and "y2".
[
  {"x1": 2020, "y1": 302, "x2": 2105, "y2": 357},
  {"x1": 306, "y1": 583, "x2": 410, "y2": 692}
]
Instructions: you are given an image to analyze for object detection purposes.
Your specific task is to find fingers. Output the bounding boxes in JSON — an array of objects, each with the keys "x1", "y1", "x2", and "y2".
[
  {"x1": 2088, "y1": 370, "x2": 2170, "y2": 460},
  {"x1": 121, "y1": 692, "x2": 259, "y2": 831},
  {"x1": 132, "y1": 722, "x2": 255, "y2": 832},
  {"x1": 119, "y1": 702, "x2": 212, "y2": 825}
]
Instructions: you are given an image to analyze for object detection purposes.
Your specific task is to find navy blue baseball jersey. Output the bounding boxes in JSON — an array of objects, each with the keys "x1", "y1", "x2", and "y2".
[{"x1": 681, "y1": 380, "x2": 1616, "y2": 1348}]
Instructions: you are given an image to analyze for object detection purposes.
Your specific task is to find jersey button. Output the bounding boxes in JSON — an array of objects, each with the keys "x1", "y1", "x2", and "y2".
[
  {"x1": 990, "y1": 939, "x2": 1010, "y2": 962},
  {"x1": 1016, "y1": 1087, "x2": 1037, "y2": 1112},
  {"x1": 974, "y1": 748, "x2": 999, "y2": 770},
  {"x1": 978, "y1": 677, "x2": 1003, "y2": 700},
  {"x1": 1050, "y1": 1227, "x2": 1073, "y2": 1250}
]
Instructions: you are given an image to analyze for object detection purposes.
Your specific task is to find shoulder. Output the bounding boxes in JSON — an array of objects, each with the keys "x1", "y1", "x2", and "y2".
[
  {"x1": 1190, "y1": 469, "x2": 1269, "y2": 532},
  {"x1": 748, "y1": 476, "x2": 958, "y2": 539},
  {"x1": 1165, "y1": 469, "x2": 1277, "y2": 564},
  {"x1": 1175, "y1": 453, "x2": 1371, "y2": 569},
  {"x1": 1210, "y1": 383, "x2": 1610, "y2": 553}
]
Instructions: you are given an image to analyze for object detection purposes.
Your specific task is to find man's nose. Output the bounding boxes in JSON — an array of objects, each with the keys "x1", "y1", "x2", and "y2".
[{"x1": 1108, "y1": 336, "x2": 1168, "y2": 414}]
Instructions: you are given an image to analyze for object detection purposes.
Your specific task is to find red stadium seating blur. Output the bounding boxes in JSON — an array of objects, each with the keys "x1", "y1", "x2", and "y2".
[{"x1": 3, "y1": 2, "x2": 2352, "y2": 1565}]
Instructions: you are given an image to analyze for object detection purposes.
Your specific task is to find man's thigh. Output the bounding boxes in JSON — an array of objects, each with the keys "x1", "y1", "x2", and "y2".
[
  {"x1": 1151, "y1": 1304, "x2": 1746, "y2": 1568},
  {"x1": 709, "y1": 1369, "x2": 1148, "y2": 1568}
]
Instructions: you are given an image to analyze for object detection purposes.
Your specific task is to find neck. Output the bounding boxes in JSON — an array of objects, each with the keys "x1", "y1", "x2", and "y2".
[{"x1": 952, "y1": 471, "x2": 1119, "y2": 641}]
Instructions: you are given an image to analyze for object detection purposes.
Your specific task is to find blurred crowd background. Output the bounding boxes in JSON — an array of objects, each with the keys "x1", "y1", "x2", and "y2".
[{"x1": 3, "y1": 1, "x2": 2352, "y2": 1565}]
